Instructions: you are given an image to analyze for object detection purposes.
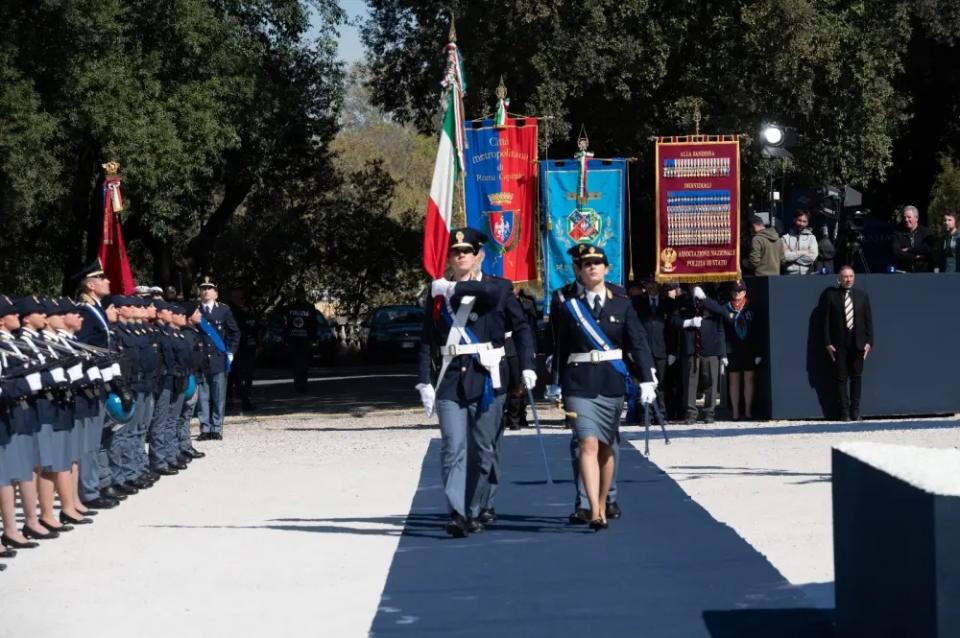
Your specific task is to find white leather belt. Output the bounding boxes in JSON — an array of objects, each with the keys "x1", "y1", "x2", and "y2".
[
  {"x1": 446, "y1": 342, "x2": 502, "y2": 357},
  {"x1": 568, "y1": 349, "x2": 622, "y2": 364}
]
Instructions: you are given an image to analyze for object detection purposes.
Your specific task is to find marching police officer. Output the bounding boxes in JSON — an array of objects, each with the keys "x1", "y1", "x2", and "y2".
[
  {"x1": 196, "y1": 277, "x2": 239, "y2": 440},
  {"x1": 415, "y1": 228, "x2": 536, "y2": 538},
  {"x1": 549, "y1": 243, "x2": 657, "y2": 530}
]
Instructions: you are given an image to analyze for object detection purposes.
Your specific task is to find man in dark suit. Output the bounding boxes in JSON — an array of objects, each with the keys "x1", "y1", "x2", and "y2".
[
  {"x1": 672, "y1": 285, "x2": 727, "y2": 424},
  {"x1": 821, "y1": 266, "x2": 873, "y2": 420},
  {"x1": 196, "y1": 277, "x2": 240, "y2": 440}
]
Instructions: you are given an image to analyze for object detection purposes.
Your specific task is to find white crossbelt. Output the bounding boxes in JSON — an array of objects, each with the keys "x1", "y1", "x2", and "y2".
[
  {"x1": 445, "y1": 342, "x2": 505, "y2": 357},
  {"x1": 567, "y1": 348, "x2": 623, "y2": 364}
]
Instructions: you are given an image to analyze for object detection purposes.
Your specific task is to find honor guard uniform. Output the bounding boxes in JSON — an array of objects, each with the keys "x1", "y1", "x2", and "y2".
[
  {"x1": 148, "y1": 301, "x2": 186, "y2": 474},
  {"x1": 177, "y1": 302, "x2": 206, "y2": 460},
  {"x1": 196, "y1": 277, "x2": 240, "y2": 440},
  {"x1": 416, "y1": 228, "x2": 536, "y2": 537},
  {"x1": 548, "y1": 244, "x2": 657, "y2": 525}
]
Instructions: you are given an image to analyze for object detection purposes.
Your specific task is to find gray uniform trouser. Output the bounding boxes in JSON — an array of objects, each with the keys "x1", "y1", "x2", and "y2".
[
  {"x1": 107, "y1": 393, "x2": 146, "y2": 484},
  {"x1": 80, "y1": 407, "x2": 105, "y2": 502},
  {"x1": 436, "y1": 394, "x2": 507, "y2": 519},
  {"x1": 149, "y1": 387, "x2": 173, "y2": 469},
  {"x1": 570, "y1": 428, "x2": 620, "y2": 510},
  {"x1": 179, "y1": 389, "x2": 199, "y2": 452},
  {"x1": 163, "y1": 392, "x2": 185, "y2": 465},
  {"x1": 136, "y1": 394, "x2": 155, "y2": 475},
  {"x1": 682, "y1": 355, "x2": 720, "y2": 419},
  {"x1": 198, "y1": 371, "x2": 227, "y2": 434}
]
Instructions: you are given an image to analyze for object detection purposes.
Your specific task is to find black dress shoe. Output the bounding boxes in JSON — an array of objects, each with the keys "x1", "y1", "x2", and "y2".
[
  {"x1": 445, "y1": 514, "x2": 469, "y2": 538},
  {"x1": 59, "y1": 512, "x2": 93, "y2": 525},
  {"x1": 153, "y1": 466, "x2": 178, "y2": 476},
  {"x1": 704, "y1": 415, "x2": 715, "y2": 424},
  {"x1": 197, "y1": 432, "x2": 211, "y2": 441},
  {"x1": 79, "y1": 509, "x2": 99, "y2": 516},
  {"x1": 0, "y1": 563, "x2": 6, "y2": 571},
  {"x1": 113, "y1": 483, "x2": 138, "y2": 496},
  {"x1": 23, "y1": 525, "x2": 59, "y2": 540},
  {"x1": 683, "y1": 418, "x2": 697, "y2": 425},
  {"x1": 477, "y1": 508, "x2": 496, "y2": 524},
  {"x1": 171, "y1": 461, "x2": 189, "y2": 471},
  {"x1": 142, "y1": 470, "x2": 161, "y2": 481},
  {"x1": 466, "y1": 518, "x2": 485, "y2": 534},
  {"x1": 100, "y1": 486, "x2": 128, "y2": 501},
  {"x1": 568, "y1": 509, "x2": 591, "y2": 525},
  {"x1": 186, "y1": 447, "x2": 206, "y2": 459},
  {"x1": 589, "y1": 519, "x2": 608, "y2": 532},
  {"x1": 129, "y1": 478, "x2": 152, "y2": 490},
  {"x1": 83, "y1": 496, "x2": 119, "y2": 510},
  {"x1": 177, "y1": 455, "x2": 192, "y2": 465},
  {"x1": 606, "y1": 501, "x2": 622, "y2": 520},
  {"x1": 40, "y1": 519, "x2": 72, "y2": 533},
  {"x1": 851, "y1": 410, "x2": 862, "y2": 421},
  {"x1": 211, "y1": 432, "x2": 223, "y2": 440},
  {"x1": 2, "y1": 534, "x2": 38, "y2": 550},
  {"x1": 0, "y1": 547, "x2": 16, "y2": 558}
]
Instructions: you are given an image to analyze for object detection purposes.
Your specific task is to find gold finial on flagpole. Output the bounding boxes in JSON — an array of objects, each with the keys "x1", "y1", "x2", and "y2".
[
  {"x1": 496, "y1": 75, "x2": 507, "y2": 101},
  {"x1": 448, "y1": 15, "x2": 457, "y2": 43},
  {"x1": 102, "y1": 161, "x2": 121, "y2": 177}
]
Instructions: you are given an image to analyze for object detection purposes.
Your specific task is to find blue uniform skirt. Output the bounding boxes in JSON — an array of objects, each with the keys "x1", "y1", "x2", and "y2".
[
  {"x1": 565, "y1": 394, "x2": 624, "y2": 447},
  {"x1": 4, "y1": 433, "x2": 36, "y2": 482},
  {"x1": 35, "y1": 422, "x2": 73, "y2": 472}
]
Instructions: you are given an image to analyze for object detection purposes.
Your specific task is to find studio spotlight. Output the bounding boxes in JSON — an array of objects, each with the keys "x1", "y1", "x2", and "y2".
[{"x1": 760, "y1": 124, "x2": 785, "y2": 147}]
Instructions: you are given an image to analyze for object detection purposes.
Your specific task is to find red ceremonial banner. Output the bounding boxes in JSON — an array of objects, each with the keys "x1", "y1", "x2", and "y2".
[
  {"x1": 654, "y1": 137, "x2": 741, "y2": 283},
  {"x1": 98, "y1": 172, "x2": 136, "y2": 295}
]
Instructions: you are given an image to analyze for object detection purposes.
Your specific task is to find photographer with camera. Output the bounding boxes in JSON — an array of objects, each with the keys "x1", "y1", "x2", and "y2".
[{"x1": 891, "y1": 205, "x2": 934, "y2": 272}]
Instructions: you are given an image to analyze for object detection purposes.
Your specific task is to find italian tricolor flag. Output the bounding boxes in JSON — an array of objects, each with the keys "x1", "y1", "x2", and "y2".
[{"x1": 423, "y1": 40, "x2": 466, "y2": 279}]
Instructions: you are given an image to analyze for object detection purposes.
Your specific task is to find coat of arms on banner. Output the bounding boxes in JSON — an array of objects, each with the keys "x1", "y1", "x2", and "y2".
[
  {"x1": 485, "y1": 210, "x2": 520, "y2": 252},
  {"x1": 567, "y1": 208, "x2": 602, "y2": 242}
]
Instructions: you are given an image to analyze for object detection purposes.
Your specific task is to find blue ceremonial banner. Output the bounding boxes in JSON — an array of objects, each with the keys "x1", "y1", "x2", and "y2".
[{"x1": 541, "y1": 158, "x2": 628, "y2": 312}]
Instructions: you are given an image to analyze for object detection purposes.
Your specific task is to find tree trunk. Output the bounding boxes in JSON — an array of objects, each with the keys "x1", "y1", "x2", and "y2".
[
  {"x1": 60, "y1": 141, "x2": 101, "y2": 294},
  {"x1": 187, "y1": 173, "x2": 253, "y2": 277}
]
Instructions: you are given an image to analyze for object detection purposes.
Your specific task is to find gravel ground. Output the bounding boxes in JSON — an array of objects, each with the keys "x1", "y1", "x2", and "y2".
[{"x1": 2, "y1": 378, "x2": 957, "y2": 636}]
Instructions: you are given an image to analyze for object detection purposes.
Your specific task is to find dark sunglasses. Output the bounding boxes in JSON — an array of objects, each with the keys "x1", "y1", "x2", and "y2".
[{"x1": 449, "y1": 247, "x2": 477, "y2": 256}]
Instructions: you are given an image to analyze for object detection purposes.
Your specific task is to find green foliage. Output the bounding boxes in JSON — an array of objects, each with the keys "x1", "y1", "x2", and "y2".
[
  {"x1": 362, "y1": 0, "x2": 915, "y2": 188},
  {"x1": 928, "y1": 154, "x2": 960, "y2": 233}
]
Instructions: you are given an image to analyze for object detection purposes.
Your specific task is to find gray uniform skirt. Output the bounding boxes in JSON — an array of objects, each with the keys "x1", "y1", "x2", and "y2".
[
  {"x1": 35, "y1": 422, "x2": 73, "y2": 473},
  {"x1": 4, "y1": 433, "x2": 36, "y2": 482},
  {"x1": 565, "y1": 394, "x2": 624, "y2": 446}
]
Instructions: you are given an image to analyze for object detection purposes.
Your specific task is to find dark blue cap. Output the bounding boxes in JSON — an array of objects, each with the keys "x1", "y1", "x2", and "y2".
[
  {"x1": 0, "y1": 295, "x2": 17, "y2": 317},
  {"x1": 15, "y1": 296, "x2": 46, "y2": 316},
  {"x1": 57, "y1": 297, "x2": 81, "y2": 313},
  {"x1": 181, "y1": 301, "x2": 199, "y2": 316},
  {"x1": 449, "y1": 227, "x2": 488, "y2": 253},
  {"x1": 41, "y1": 297, "x2": 64, "y2": 315},
  {"x1": 168, "y1": 304, "x2": 186, "y2": 316},
  {"x1": 568, "y1": 243, "x2": 608, "y2": 264}
]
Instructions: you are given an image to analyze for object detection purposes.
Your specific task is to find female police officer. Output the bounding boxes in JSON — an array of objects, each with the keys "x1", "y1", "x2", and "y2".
[
  {"x1": 415, "y1": 228, "x2": 536, "y2": 538},
  {"x1": 550, "y1": 244, "x2": 656, "y2": 531}
]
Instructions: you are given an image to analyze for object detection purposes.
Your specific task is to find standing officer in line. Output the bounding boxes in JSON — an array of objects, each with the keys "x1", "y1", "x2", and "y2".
[
  {"x1": 177, "y1": 302, "x2": 206, "y2": 460},
  {"x1": 228, "y1": 287, "x2": 259, "y2": 410},
  {"x1": 196, "y1": 277, "x2": 239, "y2": 441},
  {"x1": 283, "y1": 288, "x2": 318, "y2": 394},
  {"x1": 821, "y1": 265, "x2": 874, "y2": 420},
  {"x1": 549, "y1": 244, "x2": 657, "y2": 528},
  {"x1": 415, "y1": 228, "x2": 536, "y2": 538}
]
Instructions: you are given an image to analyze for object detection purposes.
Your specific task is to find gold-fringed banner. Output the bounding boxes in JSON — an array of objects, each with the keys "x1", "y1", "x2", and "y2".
[{"x1": 654, "y1": 136, "x2": 741, "y2": 283}]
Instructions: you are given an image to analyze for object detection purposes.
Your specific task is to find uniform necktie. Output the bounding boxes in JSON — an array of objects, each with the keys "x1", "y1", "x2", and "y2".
[
  {"x1": 844, "y1": 290, "x2": 854, "y2": 330},
  {"x1": 592, "y1": 295, "x2": 602, "y2": 319}
]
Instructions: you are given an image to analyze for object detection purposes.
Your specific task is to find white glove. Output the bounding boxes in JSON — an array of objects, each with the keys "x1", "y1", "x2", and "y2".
[
  {"x1": 544, "y1": 384, "x2": 562, "y2": 401},
  {"x1": 692, "y1": 316, "x2": 703, "y2": 328},
  {"x1": 100, "y1": 366, "x2": 114, "y2": 382},
  {"x1": 667, "y1": 354, "x2": 677, "y2": 366},
  {"x1": 67, "y1": 364, "x2": 84, "y2": 382},
  {"x1": 431, "y1": 278, "x2": 454, "y2": 299},
  {"x1": 544, "y1": 354, "x2": 554, "y2": 373},
  {"x1": 415, "y1": 383, "x2": 436, "y2": 417},
  {"x1": 227, "y1": 353, "x2": 234, "y2": 365},
  {"x1": 754, "y1": 356, "x2": 762, "y2": 366},
  {"x1": 682, "y1": 319, "x2": 694, "y2": 329},
  {"x1": 111, "y1": 362, "x2": 121, "y2": 377},
  {"x1": 649, "y1": 368, "x2": 659, "y2": 387},
  {"x1": 86, "y1": 367, "x2": 102, "y2": 382},
  {"x1": 721, "y1": 357, "x2": 729, "y2": 367},
  {"x1": 693, "y1": 286, "x2": 706, "y2": 300},
  {"x1": 26, "y1": 372, "x2": 43, "y2": 393},
  {"x1": 639, "y1": 381, "x2": 657, "y2": 405},
  {"x1": 50, "y1": 367, "x2": 66, "y2": 384},
  {"x1": 522, "y1": 369, "x2": 537, "y2": 390}
]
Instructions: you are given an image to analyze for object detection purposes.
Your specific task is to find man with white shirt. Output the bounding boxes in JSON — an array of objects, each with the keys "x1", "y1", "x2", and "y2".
[
  {"x1": 196, "y1": 277, "x2": 240, "y2": 441},
  {"x1": 416, "y1": 228, "x2": 536, "y2": 538}
]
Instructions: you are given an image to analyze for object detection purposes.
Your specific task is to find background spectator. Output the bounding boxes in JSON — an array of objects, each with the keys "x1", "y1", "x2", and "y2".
[
  {"x1": 781, "y1": 210, "x2": 819, "y2": 275},
  {"x1": 748, "y1": 214, "x2": 784, "y2": 276},
  {"x1": 936, "y1": 212, "x2": 960, "y2": 273},
  {"x1": 891, "y1": 205, "x2": 933, "y2": 272},
  {"x1": 720, "y1": 281, "x2": 763, "y2": 420},
  {"x1": 673, "y1": 285, "x2": 727, "y2": 424}
]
